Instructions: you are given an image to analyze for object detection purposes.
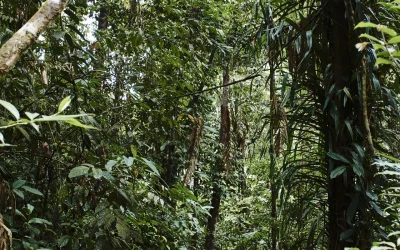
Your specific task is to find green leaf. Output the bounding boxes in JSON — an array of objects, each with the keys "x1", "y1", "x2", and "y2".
[
  {"x1": 53, "y1": 30, "x2": 66, "y2": 40},
  {"x1": 340, "y1": 228, "x2": 354, "y2": 240},
  {"x1": 16, "y1": 126, "x2": 30, "y2": 141},
  {"x1": 58, "y1": 236, "x2": 70, "y2": 248},
  {"x1": 327, "y1": 152, "x2": 350, "y2": 163},
  {"x1": 142, "y1": 158, "x2": 160, "y2": 177},
  {"x1": 22, "y1": 186, "x2": 43, "y2": 196},
  {"x1": 345, "y1": 120, "x2": 353, "y2": 140},
  {"x1": 355, "y1": 22, "x2": 378, "y2": 29},
  {"x1": 371, "y1": 201, "x2": 383, "y2": 216},
  {"x1": 330, "y1": 166, "x2": 346, "y2": 179},
  {"x1": 13, "y1": 189, "x2": 24, "y2": 199},
  {"x1": 25, "y1": 112, "x2": 40, "y2": 120},
  {"x1": 306, "y1": 30, "x2": 312, "y2": 49},
  {"x1": 343, "y1": 87, "x2": 353, "y2": 101},
  {"x1": 0, "y1": 99, "x2": 20, "y2": 120},
  {"x1": 366, "y1": 190, "x2": 378, "y2": 201},
  {"x1": 58, "y1": 96, "x2": 72, "y2": 113},
  {"x1": 29, "y1": 218, "x2": 52, "y2": 225},
  {"x1": 12, "y1": 179, "x2": 26, "y2": 189},
  {"x1": 30, "y1": 122, "x2": 40, "y2": 132},
  {"x1": 0, "y1": 132, "x2": 4, "y2": 144},
  {"x1": 352, "y1": 144, "x2": 365, "y2": 158},
  {"x1": 64, "y1": 118, "x2": 98, "y2": 130},
  {"x1": 373, "y1": 44, "x2": 386, "y2": 51},
  {"x1": 346, "y1": 196, "x2": 359, "y2": 224},
  {"x1": 351, "y1": 163, "x2": 364, "y2": 177},
  {"x1": 91, "y1": 168, "x2": 103, "y2": 179},
  {"x1": 28, "y1": 224, "x2": 41, "y2": 234},
  {"x1": 130, "y1": 145, "x2": 137, "y2": 157},
  {"x1": 376, "y1": 171, "x2": 400, "y2": 176},
  {"x1": 388, "y1": 36, "x2": 400, "y2": 44},
  {"x1": 370, "y1": 245, "x2": 394, "y2": 250},
  {"x1": 393, "y1": 51, "x2": 400, "y2": 57},
  {"x1": 359, "y1": 33, "x2": 382, "y2": 43},
  {"x1": 105, "y1": 160, "x2": 117, "y2": 171},
  {"x1": 375, "y1": 58, "x2": 392, "y2": 66},
  {"x1": 68, "y1": 166, "x2": 89, "y2": 178},
  {"x1": 375, "y1": 152, "x2": 400, "y2": 163},
  {"x1": 124, "y1": 156, "x2": 134, "y2": 167},
  {"x1": 380, "y1": 27, "x2": 397, "y2": 37},
  {"x1": 388, "y1": 231, "x2": 400, "y2": 237}
]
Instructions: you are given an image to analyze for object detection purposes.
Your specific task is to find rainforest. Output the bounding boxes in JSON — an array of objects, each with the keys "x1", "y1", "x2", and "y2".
[{"x1": 0, "y1": 0, "x2": 400, "y2": 249}]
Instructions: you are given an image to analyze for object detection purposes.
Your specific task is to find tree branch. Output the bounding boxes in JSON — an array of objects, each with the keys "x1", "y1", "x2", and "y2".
[{"x1": 0, "y1": 0, "x2": 69, "y2": 75}]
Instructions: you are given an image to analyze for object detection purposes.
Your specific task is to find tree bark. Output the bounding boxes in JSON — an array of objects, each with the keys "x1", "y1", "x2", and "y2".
[
  {"x1": 0, "y1": 0, "x2": 69, "y2": 75},
  {"x1": 183, "y1": 117, "x2": 204, "y2": 186},
  {"x1": 270, "y1": 60, "x2": 278, "y2": 250},
  {"x1": 205, "y1": 67, "x2": 230, "y2": 250},
  {"x1": 327, "y1": 0, "x2": 355, "y2": 249}
]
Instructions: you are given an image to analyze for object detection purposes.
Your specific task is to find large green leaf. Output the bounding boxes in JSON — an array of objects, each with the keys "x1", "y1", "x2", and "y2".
[
  {"x1": 388, "y1": 36, "x2": 400, "y2": 44},
  {"x1": 21, "y1": 186, "x2": 43, "y2": 196},
  {"x1": 68, "y1": 166, "x2": 90, "y2": 178},
  {"x1": 354, "y1": 22, "x2": 378, "y2": 29},
  {"x1": 375, "y1": 58, "x2": 392, "y2": 66},
  {"x1": 0, "y1": 99, "x2": 20, "y2": 120},
  {"x1": 330, "y1": 166, "x2": 346, "y2": 179},
  {"x1": 327, "y1": 152, "x2": 350, "y2": 164},
  {"x1": 142, "y1": 157, "x2": 161, "y2": 177}
]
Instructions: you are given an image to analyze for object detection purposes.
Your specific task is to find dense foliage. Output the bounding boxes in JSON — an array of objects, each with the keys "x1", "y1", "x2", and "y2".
[{"x1": 0, "y1": 0, "x2": 399, "y2": 249}]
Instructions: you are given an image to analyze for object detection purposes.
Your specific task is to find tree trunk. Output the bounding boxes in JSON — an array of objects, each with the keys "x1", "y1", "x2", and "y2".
[
  {"x1": 0, "y1": 0, "x2": 69, "y2": 75},
  {"x1": 326, "y1": 0, "x2": 355, "y2": 249},
  {"x1": 270, "y1": 54, "x2": 278, "y2": 250},
  {"x1": 205, "y1": 67, "x2": 230, "y2": 250}
]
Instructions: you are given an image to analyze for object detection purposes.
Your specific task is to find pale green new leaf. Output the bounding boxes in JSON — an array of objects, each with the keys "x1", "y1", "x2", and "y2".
[
  {"x1": 375, "y1": 58, "x2": 392, "y2": 66},
  {"x1": 380, "y1": 27, "x2": 397, "y2": 37},
  {"x1": 359, "y1": 33, "x2": 382, "y2": 43},
  {"x1": 30, "y1": 122, "x2": 40, "y2": 132},
  {"x1": 105, "y1": 160, "x2": 117, "y2": 171},
  {"x1": 388, "y1": 36, "x2": 400, "y2": 44},
  {"x1": 0, "y1": 99, "x2": 20, "y2": 120},
  {"x1": 64, "y1": 118, "x2": 98, "y2": 129},
  {"x1": 355, "y1": 22, "x2": 378, "y2": 29},
  {"x1": 58, "y1": 96, "x2": 72, "y2": 113},
  {"x1": 35, "y1": 114, "x2": 90, "y2": 122},
  {"x1": 25, "y1": 112, "x2": 40, "y2": 120},
  {"x1": 373, "y1": 44, "x2": 386, "y2": 51}
]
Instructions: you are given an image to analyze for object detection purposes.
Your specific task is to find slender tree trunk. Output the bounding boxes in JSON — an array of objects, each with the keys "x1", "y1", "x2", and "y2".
[
  {"x1": 183, "y1": 117, "x2": 204, "y2": 186},
  {"x1": 269, "y1": 56, "x2": 278, "y2": 250},
  {"x1": 205, "y1": 67, "x2": 230, "y2": 250}
]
